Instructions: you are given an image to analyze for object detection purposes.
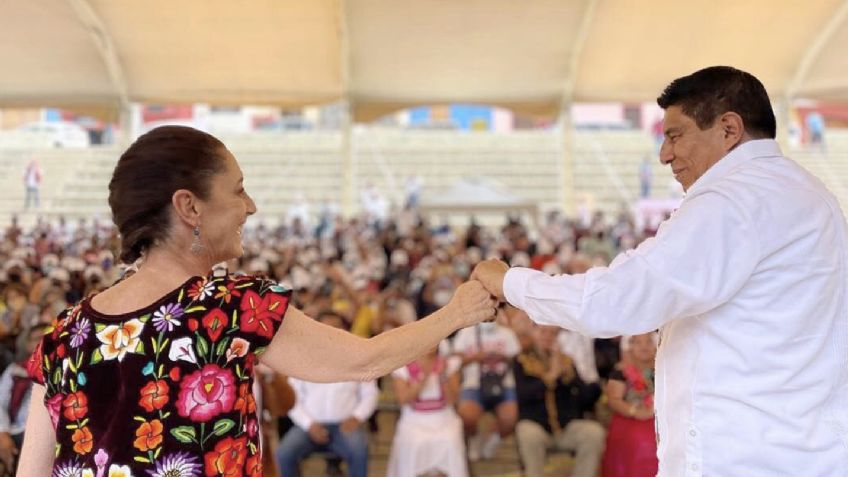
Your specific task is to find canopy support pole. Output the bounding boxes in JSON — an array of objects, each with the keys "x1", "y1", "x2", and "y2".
[
  {"x1": 557, "y1": 0, "x2": 598, "y2": 214},
  {"x1": 66, "y1": 0, "x2": 132, "y2": 145}
]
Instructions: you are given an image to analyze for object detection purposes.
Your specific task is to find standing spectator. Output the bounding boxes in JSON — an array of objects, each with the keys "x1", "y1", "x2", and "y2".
[
  {"x1": 0, "y1": 325, "x2": 46, "y2": 474},
  {"x1": 602, "y1": 333, "x2": 659, "y2": 477},
  {"x1": 23, "y1": 159, "x2": 42, "y2": 210},
  {"x1": 454, "y1": 321, "x2": 520, "y2": 461},
  {"x1": 514, "y1": 325, "x2": 604, "y2": 477},
  {"x1": 805, "y1": 111, "x2": 826, "y2": 152},
  {"x1": 638, "y1": 156, "x2": 653, "y2": 198},
  {"x1": 275, "y1": 311, "x2": 379, "y2": 477},
  {"x1": 387, "y1": 346, "x2": 467, "y2": 477}
]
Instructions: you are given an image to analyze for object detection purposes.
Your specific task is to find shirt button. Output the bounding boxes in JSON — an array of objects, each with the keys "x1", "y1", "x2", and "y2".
[{"x1": 689, "y1": 429, "x2": 697, "y2": 437}]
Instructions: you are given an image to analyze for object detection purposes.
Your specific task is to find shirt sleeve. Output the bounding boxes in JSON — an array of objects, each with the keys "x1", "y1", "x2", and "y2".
[
  {"x1": 504, "y1": 191, "x2": 761, "y2": 337},
  {"x1": 351, "y1": 380, "x2": 379, "y2": 422},
  {"x1": 0, "y1": 368, "x2": 13, "y2": 432},
  {"x1": 229, "y1": 276, "x2": 293, "y2": 354},
  {"x1": 26, "y1": 340, "x2": 45, "y2": 385}
]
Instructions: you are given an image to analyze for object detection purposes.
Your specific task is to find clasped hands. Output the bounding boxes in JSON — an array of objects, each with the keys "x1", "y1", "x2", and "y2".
[{"x1": 445, "y1": 259, "x2": 511, "y2": 327}]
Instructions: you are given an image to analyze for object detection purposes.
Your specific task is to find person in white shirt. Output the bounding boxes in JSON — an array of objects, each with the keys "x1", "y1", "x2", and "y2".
[
  {"x1": 275, "y1": 311, "x2": 379, "y2": 477},
  {"x1": 471, "y1": 66, "x2": 848, "y2": 476},
  {"x1": 453, "y1": 321, "x2": 521, "y2": 461}
]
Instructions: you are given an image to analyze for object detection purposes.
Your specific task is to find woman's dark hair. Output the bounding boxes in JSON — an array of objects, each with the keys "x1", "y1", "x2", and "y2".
[
  {"x1": 657, "y1": 66, "x2": 777, "y2": 139},
  {"x1": 109, "y1": 126, "x2": 227, "y2": 264}
]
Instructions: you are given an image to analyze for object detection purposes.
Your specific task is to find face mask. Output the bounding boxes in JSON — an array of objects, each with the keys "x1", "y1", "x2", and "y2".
[{"x1": 433, "y1": 290, "x2": 453, "y2": 307}]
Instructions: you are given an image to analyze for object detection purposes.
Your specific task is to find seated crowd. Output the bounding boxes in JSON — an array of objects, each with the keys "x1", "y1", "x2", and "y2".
[{"x1": 0, "y1": 206, "x2": 659, "y2": 476}]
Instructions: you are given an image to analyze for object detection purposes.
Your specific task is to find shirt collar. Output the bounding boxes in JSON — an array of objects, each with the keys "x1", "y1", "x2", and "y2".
[{"x1": 686, "y1": 139, "x2": 783, "y2": 194}]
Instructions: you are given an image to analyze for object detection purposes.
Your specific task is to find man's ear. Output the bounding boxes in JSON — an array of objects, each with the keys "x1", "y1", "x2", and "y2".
[
  {"x1": 171, "y1": 189, "x2": 201, "y2": 227},
  {"x1": 719, "y1": 112, "x2": 745, "y2": 150}
]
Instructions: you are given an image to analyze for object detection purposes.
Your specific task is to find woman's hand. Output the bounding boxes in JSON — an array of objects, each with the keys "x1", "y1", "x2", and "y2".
[{"x1": 445, "y1": 281, "x2": 498, "y2": 328}]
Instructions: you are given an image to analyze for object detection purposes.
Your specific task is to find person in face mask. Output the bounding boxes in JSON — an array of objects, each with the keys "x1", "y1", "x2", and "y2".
[{"x1": 452, "y1": 317, "x2": 521, "y2": 462}]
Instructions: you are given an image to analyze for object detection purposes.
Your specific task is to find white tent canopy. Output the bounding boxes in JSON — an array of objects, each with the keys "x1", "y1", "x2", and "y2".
[{"x1": 3, "y1": 0, "x2": 848, "y2": 121}]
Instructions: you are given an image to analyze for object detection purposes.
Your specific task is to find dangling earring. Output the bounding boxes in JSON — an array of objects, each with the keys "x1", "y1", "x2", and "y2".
[{"x1": 191, "y1": 225, "x2": 204, "y2": 255}]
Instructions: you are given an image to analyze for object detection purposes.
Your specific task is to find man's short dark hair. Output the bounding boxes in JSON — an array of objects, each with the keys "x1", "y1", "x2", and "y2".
[{"x1": 657, "y1": 66, "x2": 776, "y2": 139}]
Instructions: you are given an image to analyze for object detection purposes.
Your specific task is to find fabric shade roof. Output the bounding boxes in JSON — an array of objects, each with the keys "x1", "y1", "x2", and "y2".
[{"x1": 2, "y1": 0, "x2": 848, "y2": 121}]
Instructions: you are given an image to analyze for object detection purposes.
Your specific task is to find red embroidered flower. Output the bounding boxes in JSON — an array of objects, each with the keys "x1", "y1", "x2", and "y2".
[
  {"x1": 215, "y1": 283, "x2": 242, "y2": 305},
  {"x1": 72, "y1": 426, "x2": 93, "y2": 455},
  {"x1": 139, "y1": 380, "x2": 170, "y2": 413},
  {"x1": 239, "y1": 290, "x2": 288, "y2": 339},
  {"x1": 62, "y1": 391, "x2": 88, "y2": 421},
  {"x1": 233, "y1": 383, "x2": 256, "y2": 414},
  {"x1": 245, "y1": 453, "x2": 262, "y2": 477},
  {"x1": 169, "y1": 367, "x2": 181, "y2": 382},
  {"x1": 188, "y1": 319, "x2": 199, "y2": 332},
  {"x1": 204, "y1": 436, "x2": 247, "y2": 476},
  {"x1": 202, "y1": 308, "x2": 227, "y2": 342},
  {"x1": 133, "y1": 418, "x2": 164, "y2": 452},
  {"x1": 176, "y1": 364, "x2": 236, "y2": 422}
]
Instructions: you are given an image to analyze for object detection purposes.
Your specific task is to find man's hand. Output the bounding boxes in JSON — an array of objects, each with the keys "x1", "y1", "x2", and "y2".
[
  {"x1": 471, "y1": 259, "x2": 509, "y2": 301},
  {"x1": 308, "y1": 423, "x2": 330, "y2": 444},
  {"x1": 340, "y1": 417, "x2": 361, "y2": 434}
]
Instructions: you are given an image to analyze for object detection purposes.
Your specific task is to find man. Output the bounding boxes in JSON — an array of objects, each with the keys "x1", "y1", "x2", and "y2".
[
  {"x1": 514, "y1": 324, "x2": 603, "y2": 477},
  {"x1": 275, "y1": 311, "x2": 378, "y2": 477},
  {"x1": 472, "y1": 66, "x2": 848, "y2": 475}
]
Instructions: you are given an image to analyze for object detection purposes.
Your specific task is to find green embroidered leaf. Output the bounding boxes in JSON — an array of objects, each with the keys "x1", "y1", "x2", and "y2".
[
  {"x1": 69, "y1": 380, "x2": 77, "y2": 392},
  {"x1": 197, "y1": 336, "x2": 209, "y2": 357},
  {"x1": 133, "y1": 416, "x2": 146, "y2": 422},
  {"x1": 65, "y1": 423, "x2": 79, "y2": 430},
  {"x1": 134, "y1": 456, "x2": 151, "y2": 463},
  {"x1": 90, "y1": 348, "x2": 103, "y2": 365},
  {"x1": 135, "y1": 341, "x2": 145, "y2": 354},
  {"x1": 185, "y1": 306, "x2": 207, "y2": 313},
  {"x1": 151, "y1": 337, "x2": 159, "y2": 354},
  {"x1": 154, "y1": 446, "x2": 162, "y2": 459},
  {"x1": 212, "y1": 419, "x2": 235, "y2": 436},
  {"x1": 178, "y1": 289, "x2": 185, "y2": 302},
  {"x1": 231, "y1": 310, "x2": 238, "y2": 328},
  {"x1": 138, "y1": 313, "x2": 151, "y2": 323},
  {"x1": 215, "y1": 338, "x2": 229, "y2": 357},
  {"x1": 170, "y1": 426, "x2": 197, "y2": 444},
  {"x1": 95, "y1": 323, "x2": 106, "y2": 333}
]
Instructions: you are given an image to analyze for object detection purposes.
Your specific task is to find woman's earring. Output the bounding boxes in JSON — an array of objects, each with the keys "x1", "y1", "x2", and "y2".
[{"x1": 191, "y1": 225, "x2": 204, "y2": 255}]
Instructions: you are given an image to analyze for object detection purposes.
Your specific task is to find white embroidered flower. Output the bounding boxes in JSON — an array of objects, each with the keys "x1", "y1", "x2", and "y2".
[
  {"x1": 96, "y1": 319, "x2": 144, "y2": 362},
  {"x1": 168, "y1": 337, "x2": 198, "y2": 364}
]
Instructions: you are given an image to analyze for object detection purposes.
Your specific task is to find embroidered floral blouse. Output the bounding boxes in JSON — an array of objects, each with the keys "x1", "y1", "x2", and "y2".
[
  {"x1": 609, "y1": 363, "x2": 654, "y2": 411},
  {"x1": 27, "y1": 274, "x2": 292, "y2": 477}
]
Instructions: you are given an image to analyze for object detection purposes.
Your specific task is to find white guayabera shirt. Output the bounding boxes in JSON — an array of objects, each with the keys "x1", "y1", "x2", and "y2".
[{"x1": 504, "y1": 140, "x2": 848, "y2": 476}]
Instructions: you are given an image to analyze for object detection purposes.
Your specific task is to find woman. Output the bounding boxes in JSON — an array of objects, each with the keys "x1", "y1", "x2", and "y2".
[
  {"x1": 17, "y1": 126, "x2": 496, "y2": 476},
  {"x1": 601, "y1": 333, "x2": 658, "y2": 477},
  {"x1": 386, "y1": 345, "x2": 467, "y2": 477}
]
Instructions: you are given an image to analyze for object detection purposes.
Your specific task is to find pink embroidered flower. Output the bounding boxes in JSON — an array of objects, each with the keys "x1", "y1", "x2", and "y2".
[
  {"x1": 46, "y1": 393, "x2": 63, "y2": 429},
  {"x1": 175, "y1": 364, "x2": 236, "y2": 422}
]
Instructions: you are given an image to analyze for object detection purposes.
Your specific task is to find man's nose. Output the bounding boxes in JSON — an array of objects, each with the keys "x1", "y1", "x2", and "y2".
[{"x1": 659, "y1": 140, "x2": 673, "y2": 165}]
